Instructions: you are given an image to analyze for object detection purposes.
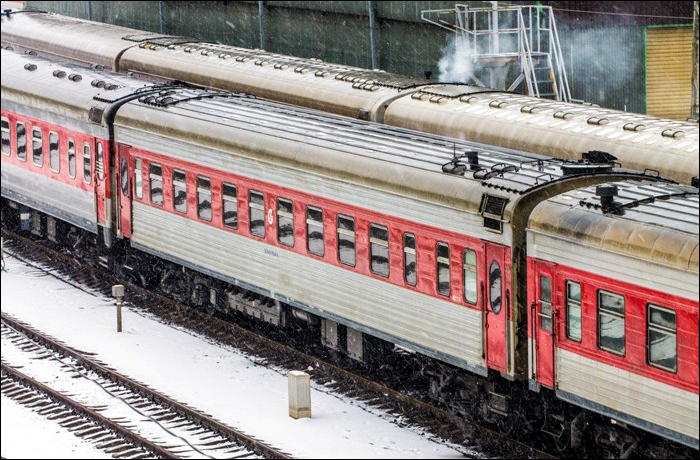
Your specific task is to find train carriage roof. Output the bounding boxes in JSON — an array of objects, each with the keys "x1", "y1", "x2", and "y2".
[{"x1": 3, "y1": 50, "x2": 697, "y2": 274}]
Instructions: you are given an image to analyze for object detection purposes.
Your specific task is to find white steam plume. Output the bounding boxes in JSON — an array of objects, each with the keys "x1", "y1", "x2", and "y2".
[{"x1": 437, "y1": 35, "x2": 474, "y2": 83}]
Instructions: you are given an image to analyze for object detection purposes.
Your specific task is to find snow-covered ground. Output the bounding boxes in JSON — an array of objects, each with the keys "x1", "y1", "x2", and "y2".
[
  {"x1": 1, "y1": 394, "x2": 111, "y2": 459},
  {"x1": 1, "y1": 253, "x2": 470, "y2": 459}
]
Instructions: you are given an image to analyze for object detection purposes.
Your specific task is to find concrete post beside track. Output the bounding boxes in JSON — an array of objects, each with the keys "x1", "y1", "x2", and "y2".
[
  {"x1": 112, "y1": 284, "x2": 125, "y2": 333},
  {"x1": 288, "y1": 370, "x2": 311, "y2": 419}
]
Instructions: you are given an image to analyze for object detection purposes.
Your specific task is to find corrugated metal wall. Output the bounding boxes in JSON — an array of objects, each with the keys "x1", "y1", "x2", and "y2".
[
  {"x1": 645, "y1": 25, "x2": 695, "y2": 120},
  {"x1": 24, "y1": 1, "x2": 681, "y2": 114}
]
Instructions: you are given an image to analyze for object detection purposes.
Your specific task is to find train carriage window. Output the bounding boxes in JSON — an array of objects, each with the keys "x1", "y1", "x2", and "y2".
[
  {"x1": 598, "y1": 290, "x2": 626, "y2": 356},
  {"x1": 306, "y1": 206, "x2": 324, "y2": 256},
  {"x1": 120, "y1": 157, "x2": 129, "y2": 197},
  {"x1": 172, "y1": 169, "x2": 187, "y2": 214},
  {"x1": 1, "y1": 117, "x2": 9, "y2": 155},
  {"x1": 149, "y1": 163, "x2": 163, "y2": 206},
  {"x1": 647, "y1": 304, "x2": 677, "y2": 372},
  {"x1": 96, "y1": 142, "x2": 104, "y2": 181},
  {"x1": 403, "y1": 233, "x2": 416, "y2": 286},
  {"x1": 134, "y1": 158, "x2": 143, "y2": 199},
  {"x1": 249, "y1": 190, "x2": 265, "y2": 238},
  {"x1": 369, "y1": 223, "x2": 389, "y2": 277},
  {"x1": 67, "y1": 138, "x2": 76, "y2": 178},
  {"x1": 539, "y1": 276, "x2": 552, "y2": 332},
  {"x1": 49, "y1": 132, "x2": 59, "y2": 172},
  {"x1": 566, "y1": 281, "x2": 582, "y2": 342},
  {"x1": 197, "y1": 176, "x2": 212, "y2": 221},
  {"x1": 277, "y1": 198, "x2": 294, "y2": 247},
  {"x1": 437, "y1": 242, "x2": 450, "y2": 296},
  {"x1": 32, "y1": 127, "x2": 42, "y2": 167},
  {"x1": 489, "y1": 261, "x2": 502, "y2": 314},
  {"x1": 83, "y1": 143, "x2": 91, "y2": 184},
  {"x1": 16, "y1": 122, "x2": 26, "y2": 161},
  {"x1": 337, "y1": 215, "x2": 356, "y2": 267},
  {"x1": 463, "y1": 249, "x2": 477, "y2": 305},
  {"x1": 222, "y1": 183, "x2": 237, "y2": 229}
]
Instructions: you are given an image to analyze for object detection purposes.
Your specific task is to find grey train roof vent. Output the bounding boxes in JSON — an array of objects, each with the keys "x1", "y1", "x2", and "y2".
[
  {"x1": 596, "y1": 184, "x2": 619, "y2": 213},
  {"x1": 23, "y1": 63, "x2": 37, "y2": 71},
  {"x1": 68, "y1": 73, "x2": 82, "y2": 82},
  {"x1": 465, "y1": 151, "x2": 480, "y2": 170},
  {"x1": 52, "y1": 70, "x2": 66, "y2": 78},
  {"x1": 480, "y1": 194, "x2": 509, "y2": 233},
  {"x1": 583, "y1": 150, "x2": 618, "y2": 165},
  {"x1": 88, "y1": 106, "x2": 104, "y2": 125},
  {"x1": 442, "y1": 150, "x2": 482, "y2": 176}
]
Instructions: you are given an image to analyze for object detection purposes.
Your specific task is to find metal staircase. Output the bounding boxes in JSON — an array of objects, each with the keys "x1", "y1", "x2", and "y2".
[
  {"x1": 691, "y1": 1, "x2": 699, "y2": 121},
  {"x1": 422, "y1": 3, "x2": 573, "y2": 102}
]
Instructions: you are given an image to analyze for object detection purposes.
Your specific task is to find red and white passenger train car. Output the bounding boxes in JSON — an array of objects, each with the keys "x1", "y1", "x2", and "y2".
[{"x1": 1, "y1": 50, "x2": 697, "y2": 452}]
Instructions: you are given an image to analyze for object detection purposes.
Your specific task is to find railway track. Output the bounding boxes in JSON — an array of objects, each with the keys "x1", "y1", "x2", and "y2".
[
  {"x1": 1, "y1": 228, "x2": 556, "y2": 459},
  {"x1": 2, "y1": 363, "x2": 162, "y2": 459},
  {"x1": 1, "y1": 312, "x2": 291, "y2": 460}
]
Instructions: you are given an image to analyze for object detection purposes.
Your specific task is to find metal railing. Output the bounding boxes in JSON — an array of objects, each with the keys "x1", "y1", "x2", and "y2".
[{"x1": 421, "y1": 3, "x2": 572, "y2": 102}]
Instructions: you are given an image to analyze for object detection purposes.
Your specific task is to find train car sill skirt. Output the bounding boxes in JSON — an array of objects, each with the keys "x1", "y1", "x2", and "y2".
[
  {"x1": 1, "y1": 187, "x2": 98, "y2": 234},
  {"x1": 556, "y1": 389, "x2": 699, "y2": 450},
  {"x1": 130, "y1": 241, "x2": 488, "y2": 378}
]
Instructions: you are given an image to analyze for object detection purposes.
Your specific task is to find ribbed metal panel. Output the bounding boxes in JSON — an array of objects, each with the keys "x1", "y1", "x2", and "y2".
[
  {"x1": 527, "y1": 230, "x2": 698, "y2": 302},
  {"x1": 646, "y1": 26, "x2": 695, "y2": 120},
  {"x1": 557, "y1": 349, "x2": 699, "y2": 445},
  {"x1": 131, "y1": 201, "x2": 485, "y2": 371},
  {"x1": 1, "y1": 162, "x2": 97, "y2": 232}
]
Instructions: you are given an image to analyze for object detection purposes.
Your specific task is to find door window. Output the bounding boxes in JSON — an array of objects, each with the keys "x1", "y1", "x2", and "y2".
[
  {"x1": 489, "y1": 260, "x2": 502, "y2": 314},
  {"x1": 539, "y1": 276, "x2": 552, "y2": 332}
]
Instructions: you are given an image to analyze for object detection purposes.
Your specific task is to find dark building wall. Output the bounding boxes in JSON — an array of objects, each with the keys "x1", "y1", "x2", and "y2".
[{"x1": 25, "y1": 1, "x2": 694, "y2": 113}]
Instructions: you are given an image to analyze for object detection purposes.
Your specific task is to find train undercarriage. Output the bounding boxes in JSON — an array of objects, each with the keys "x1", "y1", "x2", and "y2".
[{"x1": 1, "y1": 197, "x2": 693, "y2": 459}]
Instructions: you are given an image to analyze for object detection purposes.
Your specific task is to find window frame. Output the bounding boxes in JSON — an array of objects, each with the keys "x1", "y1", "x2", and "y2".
[
  {"x1": 134, "y1": 158, "x2": 143, "y2": 199},
  {"x1": 172, "y1": 169, "x2": 188, "y2": 214},
  {"x1": 16, "y1": 121, "x2": 27, "y2": 161},
  {"x1": 83, "y1": 142, "x2": 92, "y2": 184},
  {"x1": 565, "y1": 280, "x2": 582, "y2": 342},
  {"x1": 646, "y1": 304, "x2": 677, "y2": 373},
  {"x1": 306, "y1": 205, "x2": 324, "y2": 257},
  {"x1": 67, "y1": 137, "x2": 76, "y2": 178},
  {"x1": 597, "y1": 289, "x2": 626, "y2": 357},
  {"x1": 196, "y1": 175, "x2": 212, "y2": 222},
  {"x1": 403, "y1": 232, "x2": 417, "y2": 287},
  {"x1": 1, "y1": 117, "x2": 9, "y2": 156},
  {"x1": 222, "y1": 182, "x2": 238, "y2": 230},
  {"x1": 49, "y1": 131, "x2": 60, "y2": 173},
  {"x1": 96, "y1": 141, "x2": 104, "y2": 181},
  {"x1": 463, "y1": 248, "x2": 478, "y2": 305},
  {"x1": 149, "y1": 162, "x2": 163, "y2": 207},
  {"x1": 32, "y1": 126, "x2": 43, "y2": 167},
  {"x1": 538, "y1": 275, "x2": 553, "y2": 332},
  {"x1": 276, "y1": 197, "x2": 295, "y2": 247},
  {"x1": 436, "y1": 242, "x2": 451, "y2": 297},
  {"x1": 337, "y1": 214, "x2": 356, "y2": 267},
  {"x1": 249, "y1": 189, "x2": 266, "y2": 239},
  {"x1": 369, "y1": 223, "x2": 389, "y2": 278}
]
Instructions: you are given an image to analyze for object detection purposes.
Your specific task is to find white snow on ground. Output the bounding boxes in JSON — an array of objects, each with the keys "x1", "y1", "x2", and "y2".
[
  {"x1": 1, "y1": 254, "x2": 469, "y2": 459},
  {"x1": 1, "y1": 394, "x2": 111, "y2": 459}
]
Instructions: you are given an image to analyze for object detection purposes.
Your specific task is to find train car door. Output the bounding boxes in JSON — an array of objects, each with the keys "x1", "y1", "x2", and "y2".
[
  {"x1": 534, "y1": 260, "x2": 556, "y2": 388},
  {"x1": 94, "y1": 139, "x2": 107, "y2": 226},
  {"x1": 116, "y1": 144, "x2": 132, "y2": 238},
  {"x1": 484, "y1": 242, "x2": 508, "y2": 372}
]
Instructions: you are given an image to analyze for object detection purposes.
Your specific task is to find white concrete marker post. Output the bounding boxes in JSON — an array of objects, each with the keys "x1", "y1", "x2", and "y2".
[
  {"x1": 112, "y1": 284, "x2": 125, "y2": 333},
  {"x1": 288, "y1": 370, "x2": 311, "y2": 419}
]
